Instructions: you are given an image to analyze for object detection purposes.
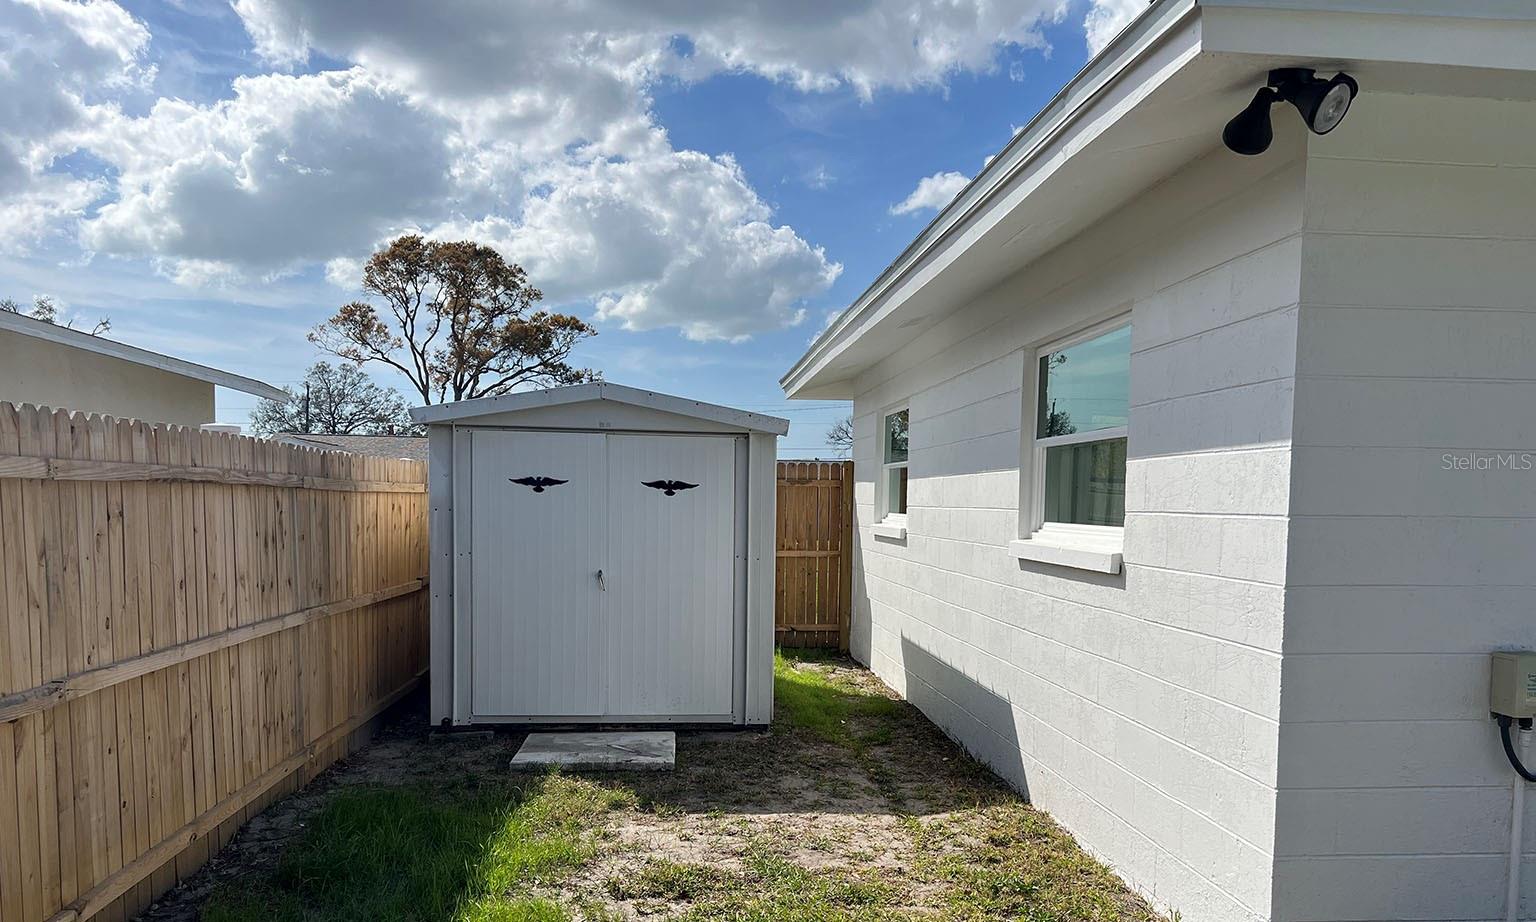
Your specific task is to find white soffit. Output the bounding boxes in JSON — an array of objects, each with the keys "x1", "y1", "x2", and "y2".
[{"x1": 780, "y1": 0, "x2": 1536, "y2": 399}]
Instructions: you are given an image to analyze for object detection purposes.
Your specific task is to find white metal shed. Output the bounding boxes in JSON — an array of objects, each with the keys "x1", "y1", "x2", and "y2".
[{"x1": 412, "y1": 383, "x2": 788, "y2": 727}]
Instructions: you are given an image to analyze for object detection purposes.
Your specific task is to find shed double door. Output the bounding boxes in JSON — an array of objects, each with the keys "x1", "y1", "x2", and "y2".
[{"x1": 469, "y1": 430, "x2": 740, "y2": 721}]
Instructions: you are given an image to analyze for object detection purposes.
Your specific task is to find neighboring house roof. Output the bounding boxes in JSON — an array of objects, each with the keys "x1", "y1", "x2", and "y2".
[
  {"x1": 275, "y1": 433, "x2": 429, "y2": 461},
  {"x1": 0, "y1": 308, "x2": 286, "y2": 401},
  {"x1": 409, "y1": 381, "x2": 791, "y2": 435},
  {"x1": 780, "y1": 0, "x2": 1536, "y2": 399}
]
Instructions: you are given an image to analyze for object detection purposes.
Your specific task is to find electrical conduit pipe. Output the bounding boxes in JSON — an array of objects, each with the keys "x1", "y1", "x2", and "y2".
[{"x1": 1501, "y1": 716, "x2": 1534, "y2": 922}]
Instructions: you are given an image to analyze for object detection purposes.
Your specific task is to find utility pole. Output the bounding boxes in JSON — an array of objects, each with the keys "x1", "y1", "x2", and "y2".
[{"x1": 303, "y1": 382, "x2": 311, "y2": 433}]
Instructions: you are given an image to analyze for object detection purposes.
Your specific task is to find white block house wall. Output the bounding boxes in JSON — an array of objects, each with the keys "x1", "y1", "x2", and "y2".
[
  {"x1": 1273, "y1": 93, "x2": 1536, "y2": 922},
  {"x1": 842, "y1": 96, "x2": 1536, "y2": 921}
]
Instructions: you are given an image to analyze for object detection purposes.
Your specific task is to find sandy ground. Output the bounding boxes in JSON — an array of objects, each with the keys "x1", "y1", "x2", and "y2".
[{"x1": 134, "y1": 658, "x2": 1157, "y2": 922}]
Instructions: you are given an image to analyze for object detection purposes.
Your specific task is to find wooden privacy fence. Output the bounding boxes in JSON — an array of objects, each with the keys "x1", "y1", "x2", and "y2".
[
  {"x1": 775, "y1": 461, "x2": 852, "y2": 650},
  {"x1": 0, "y1": 403, "x2": 428, "y2": 922}
]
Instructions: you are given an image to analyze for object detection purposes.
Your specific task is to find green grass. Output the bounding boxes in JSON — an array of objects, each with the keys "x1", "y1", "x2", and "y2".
[
  {"x1": 912, "y1": 807, "x2": 1161, "y2": 922},
  {"x1": 604, "y1": 858, "x2": 730, "y2": 901},
  {"x1": 200, "y1": 652, "x2": 1161, "y2": 922},
  {"x1": 608, "y1": 852, "x2": 902, "y2": 922},
  {"x1": 772, "y1": 650, "x2": 905, "y2": 749},
  {"x1": 203, "y1": 774, "x2": 631, "y2": 922}
]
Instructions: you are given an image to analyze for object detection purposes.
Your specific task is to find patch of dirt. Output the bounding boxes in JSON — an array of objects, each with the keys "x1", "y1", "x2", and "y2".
[
  {"x1": 552, "y1": 661, "x2": 1024, "y2": 919},
  {"x1": 138, "y1": 657, "x2": 1163, "y2": 922}
]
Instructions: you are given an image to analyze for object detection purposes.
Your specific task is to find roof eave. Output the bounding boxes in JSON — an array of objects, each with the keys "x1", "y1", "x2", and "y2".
[
  {"x1": 409, "y1": 382, "x2": 791, "y2": 436},
  {"x1": 0, "y1": 309, "x2": 287, "y2": 402},
  {"x1": 780, "y1": 0, "x2": 1199, "y2": 399},
  {"x1": 781, "y1": 0, "x2": 1536, "y2": 401}
]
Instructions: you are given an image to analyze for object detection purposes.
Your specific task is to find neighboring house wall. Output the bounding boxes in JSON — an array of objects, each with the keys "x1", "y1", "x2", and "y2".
[
  {"x1": 0, "y1": 330, "x2": 216, "y2": 425},
  {"x1": 1273, "y1": 94, "x2": 1536, "y2": 922},
  {"x1": 848, "y1": 128, "x2": 1309, "y2": 921}
]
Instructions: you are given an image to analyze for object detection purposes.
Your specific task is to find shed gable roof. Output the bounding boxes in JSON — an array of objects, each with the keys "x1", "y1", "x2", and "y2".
[{"x1": 408, "y1": 382, "x2": 790, "y2": 435}]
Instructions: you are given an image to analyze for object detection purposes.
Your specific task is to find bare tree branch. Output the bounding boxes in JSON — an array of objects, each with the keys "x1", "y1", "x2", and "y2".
[{"x1": 826, "y1": 414, "x2": 854, "y2": 457}]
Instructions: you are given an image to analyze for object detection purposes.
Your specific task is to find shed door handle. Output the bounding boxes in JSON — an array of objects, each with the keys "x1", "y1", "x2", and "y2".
[{"x1": 596, "y1": 569, "x2": 606, "y2": 591}]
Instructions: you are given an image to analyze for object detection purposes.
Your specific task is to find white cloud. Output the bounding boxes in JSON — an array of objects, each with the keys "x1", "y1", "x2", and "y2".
[
  {"x1": 231, "y1": 0, "x2": 1067, "y2": 101},
  {"x1": 79, "y1": 69, "x2": 456, "y2": 279},
  {"x1": 428, "y1": 152, "x2": 841, "y2": 342},
  {"x1": 67, "y1": 57, "x2": 837, "y2": 338},
  {"x1": 0, "y1": 0, "x2": 151, "y2": 248},
  {"x1": 0, "y1": 176, "x2": 106, "y2": 246},
  {"x1": 890, "y1": 170, "x2": 971, "y2": 216},
  {"x1": 2, "y1": 0, "x2": 1090, "y2": 341},
  {"x1": 1085, "y1": 0, "x2": 1147, "y2": 55}
]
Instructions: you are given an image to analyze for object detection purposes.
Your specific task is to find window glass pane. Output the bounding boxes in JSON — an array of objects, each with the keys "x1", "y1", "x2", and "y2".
[
  {"x1": 1037, "y1": 325, "x2": 1130, "y2": 438},
  {"x1": 1043, "y1": 437, "x2": 1126, "y2": 527},
  {"x1": 885, "y1": 465, "x2": 908, "y2": 516},
  {"x1": 883, "y1": 410, "x2": 909, "y2": 463}
]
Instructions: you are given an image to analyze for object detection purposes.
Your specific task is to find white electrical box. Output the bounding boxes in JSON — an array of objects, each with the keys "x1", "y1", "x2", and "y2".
[{"x1": 1490, "y1": 651, "x2": 1536, "y2": 719}]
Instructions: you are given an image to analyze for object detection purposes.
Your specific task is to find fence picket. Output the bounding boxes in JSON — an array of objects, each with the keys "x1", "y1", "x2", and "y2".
[
  {"x1": 0, "y1": 402, "x2": 29, "y2": 922},
  {"x1": 0, "y1": 403, "x2": 427, "y2": 922},
  {"x1": 774, "y1": 461, "x2": 852, "y2": 650}
]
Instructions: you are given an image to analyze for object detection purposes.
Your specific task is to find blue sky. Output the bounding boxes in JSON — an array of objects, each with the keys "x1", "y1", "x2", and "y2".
[{"x1": 0, "y1": 0, "x2": 1141, "y2": 456}]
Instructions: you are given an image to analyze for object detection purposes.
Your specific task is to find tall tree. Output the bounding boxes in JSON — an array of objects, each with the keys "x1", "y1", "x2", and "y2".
[
  {"x1": 250, "y1": 362, "x2": 417, "y2": 436},
  {"x1": 310, "y1": 235, "x2": 598, "y2": 404}
]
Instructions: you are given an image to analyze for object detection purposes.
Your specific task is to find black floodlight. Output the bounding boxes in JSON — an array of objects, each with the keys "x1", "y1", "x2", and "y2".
[
  {"x1": 1221, "y1": 86, "x2": 1279, "y2": 156},
  {"x1": 1222, "y1": 68, "x2": 1359, "y2": 156}
]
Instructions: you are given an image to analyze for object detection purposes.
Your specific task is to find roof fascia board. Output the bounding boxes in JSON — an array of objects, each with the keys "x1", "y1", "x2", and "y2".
[
  {"x1": 409, "y1": 382, "x2": 604, "y2": 424},
  {"x1": 409, "y1": 382, "x2": 790, "y2": 435},
  {"x1": 0, "y1": 309, "x2": 286, "y2": 401},
  {"x1": 780, "y1": 0, "x2": 1199, "y2": 398},
  {"x1": 1199, "y1": 0, "x2": 1536, "y2": 22},
  {"x1": 1200, "y1": 2, "x2": 1536, "y2": 68}
]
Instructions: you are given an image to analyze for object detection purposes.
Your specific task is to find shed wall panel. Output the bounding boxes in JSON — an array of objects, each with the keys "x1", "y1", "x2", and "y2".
[
  {"x1": 604, "y1": 434, "x2": 736, "y2": 719},
  {"x1": 429, "y1": 392, "x2": 778, "y2": 727},
  {"x1": 468, "y1": 431, "x2": 606, "y2": 718}
]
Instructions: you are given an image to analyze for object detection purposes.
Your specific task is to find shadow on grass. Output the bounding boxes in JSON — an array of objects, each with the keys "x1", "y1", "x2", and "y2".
[
  {"x1": 604, "y1": 648, "x2": 1016, "y2": 821},
  {"x1": 203, "y1": 774, "x2": 632, "y2": 922},
  {"x1": 200, "y1": 651, "x2": 1159, "y2": 922},
  {"x1": 202, "y1": 652, "x2": 925, "y2": 922},
  {"x1": 772, "y1": 649, "x2": 908, "y2": 748}
]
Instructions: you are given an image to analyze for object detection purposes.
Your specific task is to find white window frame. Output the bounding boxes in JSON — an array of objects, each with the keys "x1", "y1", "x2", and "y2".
[
  {"x1": 1011, "y1": 316, "x2": 1130, "y2": 573},
  {"x1": 875, "y1": 404, "x2": 909, "y2": 539}
]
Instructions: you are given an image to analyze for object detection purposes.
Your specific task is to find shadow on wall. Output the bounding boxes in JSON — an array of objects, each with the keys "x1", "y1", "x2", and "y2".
[
  {"x1": 848, "y1": 528, "x2": 871, "y2": 663},
  {"x1": 1015, "y1": 555, "x2": 1125, "y2": 587},
  {"x1": 898, "y1": 635, "x2": 1030, "y2": 800}
]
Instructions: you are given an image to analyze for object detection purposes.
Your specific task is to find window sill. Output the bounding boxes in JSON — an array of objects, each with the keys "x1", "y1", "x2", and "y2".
[
  {"x1": 872, "y1": 520, "x2": 908, "y2": 541},
  {"x1": 1008, "y1": 530, "x2": 1122, "y2": 574}
]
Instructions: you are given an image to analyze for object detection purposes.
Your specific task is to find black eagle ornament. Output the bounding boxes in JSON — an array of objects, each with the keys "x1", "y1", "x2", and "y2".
[
  {"x1": 510, "y1": 476, "x2": 567, "y2": 493},
  {"x1": 642, "y1": 479, "x2": 699, "y2": 496}
]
